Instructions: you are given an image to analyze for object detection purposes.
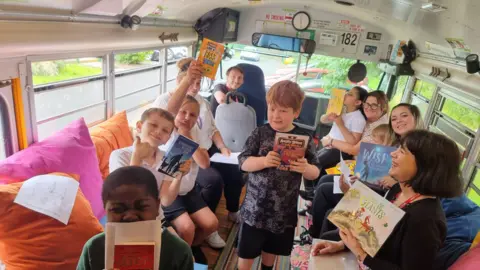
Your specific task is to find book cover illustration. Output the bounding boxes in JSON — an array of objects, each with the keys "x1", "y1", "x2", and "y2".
[
  {"x1": 114, "y1": 242, "x2": 155, "y2": 270},
  {"x1": 159, "y1": 134, "x2": 199, "y2": 179},
  {"x1": 325, "y1": 160, "x2": 356, "y2": 175},
  {"x1": 325, "y1": 88, "x2": 346, "y2": 115},
  {"x1": 105, "y1": 220, "x2": 162, "y2": 270},
  {"x1": 273, "y1": 133, "x2": 309, "y2": 171},
  {"x1": 354, "y1": 142, "x2": 396, "y2": 185},
  {"x1": 327, "y1": 181, "x2": 405, "y2": 257},
  {"x1": 197, "y1": 37, "x2": 225, "y2": 80}
]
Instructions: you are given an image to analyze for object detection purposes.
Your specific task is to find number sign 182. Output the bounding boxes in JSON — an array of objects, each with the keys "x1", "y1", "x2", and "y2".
[{"x1": 341, "y1": 33, "x2": 358, "y2": 46}]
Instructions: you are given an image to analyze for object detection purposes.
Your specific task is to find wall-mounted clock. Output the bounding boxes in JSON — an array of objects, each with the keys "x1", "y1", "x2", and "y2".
[{"x1": 292, "y1": 11, "x2": 311, "y2": 31}]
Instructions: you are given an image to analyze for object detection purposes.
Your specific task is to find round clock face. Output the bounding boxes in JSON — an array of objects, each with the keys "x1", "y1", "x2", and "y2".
[{"x1": 293, "y1": 12, "x2": 310, "y2": 30}]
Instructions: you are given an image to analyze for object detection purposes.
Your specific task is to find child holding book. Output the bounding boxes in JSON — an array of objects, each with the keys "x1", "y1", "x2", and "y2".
[
  {"x1": 77, "y1": 166, "x2": 194, "y2": 270},
  {"x1": 109, "y1": 108, "x2": 191, "y2": 221},
  {"x1": 237, "y1": 81, "x2": 320, "y2": 270}
]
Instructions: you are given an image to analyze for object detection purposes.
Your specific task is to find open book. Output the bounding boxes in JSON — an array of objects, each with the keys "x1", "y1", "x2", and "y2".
[
  {"x1": 273, "y1": 132, "x2": 309, "y2": 171},
  {"x1": 105, "y1": 220, "x2": 162, "y2": 270},
  {"x1": 327, "y1": 181, "x2": 405, "y2": 257},
  {"x1": 158, "y1": 134, "x2": 199, "y2": 179}
]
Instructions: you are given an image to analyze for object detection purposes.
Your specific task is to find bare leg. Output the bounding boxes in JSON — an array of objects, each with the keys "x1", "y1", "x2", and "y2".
[
  {"x1": 261, "y1": 251, "x2": 276, "y2": 267},
  {"x1": 238, "y1": 258, "x2": 255, "y2": 270},
  {"x1": 189, "y1": 206, "x2": 219, "y2": 246},
  {"x1": 170, "y1": 212, "x2": 195, "y2": 246}
]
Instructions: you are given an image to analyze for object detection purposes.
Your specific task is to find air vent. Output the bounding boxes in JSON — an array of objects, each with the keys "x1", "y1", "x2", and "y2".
[
  {"x1": 421, "y1": 2, "x2": 447, "y2": 12},
  {"x1": 334, "y1": 0, "x2": 355, "y2": 6}
]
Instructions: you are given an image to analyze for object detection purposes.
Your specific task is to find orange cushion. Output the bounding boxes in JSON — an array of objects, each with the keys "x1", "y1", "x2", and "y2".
[
  {"x1": 89, "y1": 111, "x2": 134, "y2": 179},
  {"x1": 0, "y1": 173, "x2": 103, "y2": 270}
]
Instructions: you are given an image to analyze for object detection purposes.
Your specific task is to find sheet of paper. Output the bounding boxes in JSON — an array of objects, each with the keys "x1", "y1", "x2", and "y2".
[
  {"x1": 333, "y1": 176, "x2": 343, "y2": 194},
  {"x1": 210, "y1": 152, "x2": 240, "y2": 165},
  {"x1": 14, "y1": 174, "x2": 79, "y2": 225},
  {"x1": 105, "y1": 220, "x2": 163, "y2": 270},
  {"x1": 339, "y1": 154, "x2": 352, "y2": 186}
]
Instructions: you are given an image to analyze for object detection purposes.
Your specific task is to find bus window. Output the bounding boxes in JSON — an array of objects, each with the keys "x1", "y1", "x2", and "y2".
[
  {"x1": 389, "y1": 76, "x2": 409, "y2": 109},
  {"x1": 33, "y1": 57, "x2": 107, "y2": 140},
  {"x1": 115, "y1": 50, "x2": 162, "y2": 72},
  {"x1": 410, "y1": 79, "x2": 435, "y2": 118},
  {"x1": 440, "y1": 98, "x2": 480, "y2": 132},
  {"x1": 467, "y1": 168, "x2": 480, "y2": 206},
  {"x1": 162, "y1": 46, "x2": 189, "y2": 93}
]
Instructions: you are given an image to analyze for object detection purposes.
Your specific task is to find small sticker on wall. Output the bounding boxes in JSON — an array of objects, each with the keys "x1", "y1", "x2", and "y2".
[
  {"x1": 364, "y1": 45, "x2": 378, "y2": 56},
  {"x1": 312, "y1": 20, "x2": 331, "y2": 29},
  {"x1": 366, "y1": 32, "x2": 382, "y2": 41},
  {"x1": 319, "y1": 32, "x2": 338, "y2": 46}
]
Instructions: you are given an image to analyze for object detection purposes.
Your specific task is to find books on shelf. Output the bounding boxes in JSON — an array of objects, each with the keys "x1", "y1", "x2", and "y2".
[
  {"x1": 327, "y1": 181, "x2": 405, "y2": 257},
  {"x1": 273, "y1": 132, "x2": 309, "y2": 171}
]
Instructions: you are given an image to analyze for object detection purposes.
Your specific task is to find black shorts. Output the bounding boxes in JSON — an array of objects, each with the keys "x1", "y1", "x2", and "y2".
[
  {"x1": 237, "y1": 222, "x2": 295, "y2": 259},
  {"x1": 162, "y1": 188, "x2": 207, "y2": 222}
]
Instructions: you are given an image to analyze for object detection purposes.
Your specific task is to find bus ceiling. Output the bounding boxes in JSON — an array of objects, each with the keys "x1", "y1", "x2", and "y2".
[{"x1": 0, "y1": 0, "x2": 479, "y2": 63}]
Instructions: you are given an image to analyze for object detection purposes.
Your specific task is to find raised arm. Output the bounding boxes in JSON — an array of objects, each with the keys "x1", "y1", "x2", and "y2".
[
  {"x1": 331, "y1": 139, "x2": 362, "y2": 156},
  {"x1": 166, "y1": 61, "x2": 203, "y2": 115}
]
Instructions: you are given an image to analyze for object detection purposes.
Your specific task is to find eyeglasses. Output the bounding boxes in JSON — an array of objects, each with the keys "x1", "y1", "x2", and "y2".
[{"x1": 363, "y1": 103, "x2": 380, "y2": 110}]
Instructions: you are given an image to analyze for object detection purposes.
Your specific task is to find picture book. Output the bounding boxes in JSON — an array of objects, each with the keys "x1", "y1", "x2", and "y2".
[
  {"x1": 114, "y1": 242, "x2": 155, "y2": 270},
  {"x1": 197, "y1": 37, "x2": 225, "y2": 79},
  {"x1": 326, "y1": 88, "x2": 346, "y2": 115},
  {"x1": 354, "y1": 142, "x2": 396, "y2": 185},
  {"x1": 325, "y1": 160, "x2": 356, "y2": 175},
  {"x1": 105, "y1": 220, "x2": 162, "y2": 270},
  {"x1": 159, "y1": 134, "x2": 199, "y2": 179},
  {"x1": 327, "y1": 181, "x2": 405, "y2": 257},
  {"x1": 273, "y1": 133, "x2": 309, "y2": 171}
]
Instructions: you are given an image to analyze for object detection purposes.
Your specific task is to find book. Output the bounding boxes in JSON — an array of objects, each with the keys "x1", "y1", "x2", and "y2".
[
  {"x1": 105, "y1": 220, "x2": 162, "y2": 270},
  {"x1": 308, "y1": 239, "x2": 358, "y2": 269},
  {"x1": 472, "y1": 230, "x2": 480, "y2": 249},
  {"x1": 325, "y1": 160, "x2": 356, "y2": 175},
  {"x1": 114, "y1": 242, "x2": 155, "y2": 270},
  {"x1": 354, "y1": 143, "x2": 396, "y2": 185},
  {"x1": 197, "y1": 37, "x2": 225, "y2": 79},
  {"x1": 327, "y1": 181, "x2": 405, "y2": 257},
  {"x1": 273, "y1": 132, "x2": 310, "y2": 171},
  {"x1": 158, "y1": 134, "x2": 199, "y2": 179},
  {"x1": 326, "y1": 88, "x2": 346, "y2": 115}
]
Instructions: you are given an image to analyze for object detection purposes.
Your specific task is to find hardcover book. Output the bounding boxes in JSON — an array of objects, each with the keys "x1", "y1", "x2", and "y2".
[
  {"x1": 327, "y1": 181, "x2": 405, "y2": 257},
  {"x1": 273, "y1": 132, "x2": 309, "y2": 171},
  {"x1": 354, "y1": 142, "x2": 396, "y2": 185}
]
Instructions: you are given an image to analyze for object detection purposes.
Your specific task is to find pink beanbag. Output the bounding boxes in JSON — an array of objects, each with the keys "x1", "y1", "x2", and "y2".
[{"x1": 0, "y1": 118, "x2": 104, "y2": 219}]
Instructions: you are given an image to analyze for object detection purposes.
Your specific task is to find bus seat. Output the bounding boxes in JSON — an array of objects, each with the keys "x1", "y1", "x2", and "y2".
[
  {"x1": 215, "y1": 92, "x2": 256, "y2": 152},
  {"x1": 236, "y1": 63, "x2": 267, "y2": 126}
]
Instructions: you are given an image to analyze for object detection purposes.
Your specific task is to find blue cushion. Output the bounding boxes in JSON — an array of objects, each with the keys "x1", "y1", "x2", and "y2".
[
  {"x1": 441, "y1": 195, "x2": 480, "y2": 242},
  {"x1": 236, "y1": 63, "x2": 267, "y2": 127},
  {"x1": 194, "y1": 263, "x2": 208, "y2": 270}
]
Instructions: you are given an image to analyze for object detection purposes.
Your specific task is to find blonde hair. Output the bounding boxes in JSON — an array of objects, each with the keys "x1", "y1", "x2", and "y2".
[{"x1": 372, "y1": 124, "x2": 391, "y2": 145}]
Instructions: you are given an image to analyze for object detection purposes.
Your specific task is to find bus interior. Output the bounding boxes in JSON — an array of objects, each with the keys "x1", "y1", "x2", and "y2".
[{"x1": 0, "y1": 0, "x2": 479, "y2": 269}]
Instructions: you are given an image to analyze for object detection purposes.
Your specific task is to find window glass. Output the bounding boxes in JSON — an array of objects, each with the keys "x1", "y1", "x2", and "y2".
[
  {"x1": 467, "y1": 187, "x2": 480, "y2": 207},
  {"x1": 389, "y1": 76, "x2": 408, "y2": 109},
  {"x1": 115, "y1": 50, "x2": 160, "y2": 72},
  {"x1": 440, "y1": 98, "x2": 480, "y2": 132},
  {"x1": 32, "y1": 58, "x2": 103, "y2": 86},
  {"x1": 410, "y1": 95, "x2": 429, "y2": 119},
  {"x1": 413, "y1": 79, "x2": 435, "y2": 100}
]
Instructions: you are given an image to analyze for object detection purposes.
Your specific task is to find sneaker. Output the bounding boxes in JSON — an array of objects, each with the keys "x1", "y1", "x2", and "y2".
[
  {"x1": 228, "y1": 212, "x2": 240, "y2": 223},
  {"x1": 191, "y1": 245, "x2": 208, "y2": 265},
  {"x1": 293, "y1": 226, "x2": 313, "y2": 246},
  {"x1": 206, "y1": 231, "x2": 226, "y2": 249}
]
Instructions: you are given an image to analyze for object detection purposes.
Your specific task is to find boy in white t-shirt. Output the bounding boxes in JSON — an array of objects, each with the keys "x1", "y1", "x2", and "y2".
[
  {"x1": 109, "y1": 108, "x2": 190, "y2": 221},
  {"x1": 301, "y1": 86, "x2": 368, "y2": 201}
]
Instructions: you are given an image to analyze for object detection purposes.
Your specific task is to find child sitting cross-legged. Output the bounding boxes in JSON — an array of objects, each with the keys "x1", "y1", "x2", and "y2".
[
  {"x1": 77, "y1": 166, "x2": 194, "y2": 270},
  {"x1": 236, "y1": 80, "x2": 321, "y2": 270}
]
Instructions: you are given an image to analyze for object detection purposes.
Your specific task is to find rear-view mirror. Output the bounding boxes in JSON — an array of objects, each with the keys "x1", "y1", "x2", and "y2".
[{"x1": 252, "y1": 33, "x2": 316, "y2": 54}]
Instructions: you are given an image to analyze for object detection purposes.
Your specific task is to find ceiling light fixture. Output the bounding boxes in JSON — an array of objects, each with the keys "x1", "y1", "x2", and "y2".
[
  {"x1": 421, "y1": 2, "x2": 447, "y2": 12},
  {"x1": 334, "y1": 0, "x2": 355, "y2": 7}
]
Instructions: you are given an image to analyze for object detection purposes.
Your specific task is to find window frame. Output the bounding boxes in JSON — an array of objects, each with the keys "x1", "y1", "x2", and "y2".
[{"x1": 0, "y1": 82, "x2": 19, "y2": 158}]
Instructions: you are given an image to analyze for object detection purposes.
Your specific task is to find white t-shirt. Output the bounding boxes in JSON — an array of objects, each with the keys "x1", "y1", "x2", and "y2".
[
  {"x1": 109, "y1": 146, "x2": 173, "y2": 220},
  {"x1": 160, "y1": 129, "x2": 209, "y2": 195},
  {"x1": 152, "y1": 93, "x2": 217, "y2": 150},
  {"x1": 328, "y1": 110, "x2": 366, "y2": 141}
]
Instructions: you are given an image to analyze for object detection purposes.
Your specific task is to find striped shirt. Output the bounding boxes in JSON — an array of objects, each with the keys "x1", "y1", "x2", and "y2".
[{"x1": 361, "y1": 113, "x2": 389, "y2": 143}]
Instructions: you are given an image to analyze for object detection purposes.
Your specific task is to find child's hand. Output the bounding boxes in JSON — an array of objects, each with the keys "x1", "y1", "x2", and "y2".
[
  {"x1": 290, "y1": 158, "x2": 308, "y2": 174},
  {"x1": 179, "y1": 159, "x2": 192, "y2": 175},
  {"x1": 133, "y1": 136, "x2": 155, "y2": 160},
  {"x1": 379, "y1": 176, "x2": 396, "y2": 189},
  {"x1": 334, "y1": 115, "x2": 344, "y2": 126},
  {"x1": 327, "y1": 113, "x2": 338, "y2": 122},
  {"x1": 321, "y1": 136, "x2": 332, "y2": 147},
  {"x1": 263, "y1": 151, "x2": 281, "y2": 168},
  {"x1": 339, "y1": 174, "x2": 351, "y2": 193},
  {"x1": 186, "y1": 60, "x2": 203, "y2": 82},
  {"x1": 220, "y1": 147, "x2": 231, "y2": 157}
]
